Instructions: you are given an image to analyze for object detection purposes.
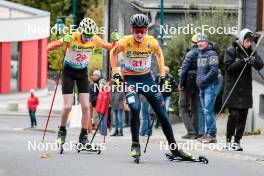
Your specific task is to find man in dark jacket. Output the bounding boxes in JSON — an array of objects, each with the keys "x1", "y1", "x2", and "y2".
[
  {"x1": 223, "y1": 28, "x2": 263, "y2": 151},
  {"x1": 196, "y1": 34, "x2": 219, "y2": 143},
  {"x1": 178, "y1": 34, "x2": 200, "y2": 139}
]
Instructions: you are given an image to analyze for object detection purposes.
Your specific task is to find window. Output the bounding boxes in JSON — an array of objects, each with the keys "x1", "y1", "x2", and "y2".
[
  {"x1": 259, "y1": 94, "x2": 264, "y2": 117},
  {"x1": 257, "y1": 0, "x2": 264, "y2": 31},
  {"x1": 10, "y1": 42, "x2": 19, "y2": 92}
]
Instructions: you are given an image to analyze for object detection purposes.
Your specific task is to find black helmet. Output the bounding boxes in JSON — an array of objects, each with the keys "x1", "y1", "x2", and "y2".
[{"x1": 130, "y1": 14, "x2": 149, "y2": 28}]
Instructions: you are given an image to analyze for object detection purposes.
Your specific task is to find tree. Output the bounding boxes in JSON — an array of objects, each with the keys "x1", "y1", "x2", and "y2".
[
  {"x1": 10, "y1": 0, "x2": 101, "y2": 26},
  {"x1": 10, "y1": 0, "x2": 104, "y2": 73},
  {"x1": 164, "y1": 9, "x2": 237, "y2": 114}
]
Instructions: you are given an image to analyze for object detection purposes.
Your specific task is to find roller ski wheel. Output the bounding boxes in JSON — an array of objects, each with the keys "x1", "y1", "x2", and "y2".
[
  {"x1": 59, "y1": 145, "x2": 64, "y2": 154},
  {"x1": 134, "y1": 156, "x2": 140, "y2": 164},
  {"x1": 56, "y1": 138, "x2": 65, "y2": 154},
  {"x1": 56, "y1": 140, "x2": 65, "y2": 154},
  {"x1": 77, "y1": 129, "x2": 101, "y2": 154},
  {"x1": 165, "y1": 153, "x2": 209, "y2": 164},
  {"x1": 131, "y1": 142, "x2": 141, "y2": 164},
  {"x1": 76, "y1": 143, "x2": 101, "y2": 154},
  {"x1": 198, "y1": 156, "x2": 209, "y2": 164}
]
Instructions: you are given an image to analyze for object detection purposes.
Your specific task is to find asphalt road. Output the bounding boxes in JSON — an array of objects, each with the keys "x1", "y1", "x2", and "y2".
[{"x1": 0, "y1": 115, "x2": 263, "y2": 176}]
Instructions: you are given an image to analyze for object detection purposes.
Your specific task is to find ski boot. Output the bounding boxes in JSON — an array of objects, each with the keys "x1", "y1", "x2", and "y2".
[
  {"x1": 56, "y1": 126, "x2": 67, "y2": 154},
  {"x1": 166, "y1": 145, "x2": 208, "y2": 164},
  {"x1": 131, "y1": 142, "x2": 141, "y2": 163},
  {"x1": 76, "y1": 128, "x2": 101, "y2": 154}
]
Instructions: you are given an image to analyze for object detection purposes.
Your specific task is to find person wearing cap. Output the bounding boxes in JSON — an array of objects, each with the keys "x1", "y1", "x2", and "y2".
[
  {"x1": 223, "y1": 28, "x2": 263, "y2": 150},
  {"x1": 27, "y1": 89, "x2": 39, "y2": 128},
  {"x1": 178, "y1": 34, "x2": 200, "y2": 139},
  {"x1": 195, "y1": 34, "x2": 219, "y2": 143},
  {"x1": 88, "y1": 70, "x2": 102, "y2": 133},
  {"x1": 110, "y1": 80, "x2": 127, "y2": 137}
]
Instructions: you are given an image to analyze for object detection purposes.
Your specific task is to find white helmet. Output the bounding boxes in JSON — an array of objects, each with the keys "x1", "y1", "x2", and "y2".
[{"x1": 79, "y1": 18, "x2": 98, "y2": 34}]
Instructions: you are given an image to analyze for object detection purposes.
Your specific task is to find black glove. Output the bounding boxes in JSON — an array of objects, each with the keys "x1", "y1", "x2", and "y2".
[
  {"x1": 243, "y1": 56, "x2": 256, "y2": 65},
  {"x1": 112, "y1": 73, "x2": 122, "y2": 86},
  {"x1": 248, "y1": 56, "x2": 256, "y2": 65},
  {"x1": 160, "y1": 76, "x2": 170, "y2": 91}
]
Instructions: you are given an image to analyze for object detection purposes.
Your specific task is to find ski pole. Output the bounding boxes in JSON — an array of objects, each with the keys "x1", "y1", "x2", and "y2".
[
  {"x1": 144, "y1": 117, "x2": 155, "y2": 153},
  {"x1": 41, "y1": 44, "x2": 69, "y2": 143},
  {"x1": 90, "y1": 113, "x2": 104, "y2": 144}
]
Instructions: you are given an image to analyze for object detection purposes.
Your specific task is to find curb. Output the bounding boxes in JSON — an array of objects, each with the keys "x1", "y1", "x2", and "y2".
[
  {"x1": 123, "y1": 136, "x2": 264, "y2": 164},
  {"x1": 0, "y1": 112, "x2": 61, "y2": 118},
  {"x1": 23, "y1": 127, "x2": 56, "y2": 133}
]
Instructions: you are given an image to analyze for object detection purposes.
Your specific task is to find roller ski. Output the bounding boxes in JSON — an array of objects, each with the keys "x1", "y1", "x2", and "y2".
[
  {"x1": 165, "y1": 148, "x2": 208, "y2": 164},
  {"x1": 56, "y1": 126, "x2": 66, "y2": 154},
  {"x1": 131, "y1": 142, "x2": 141, "y2": 164},
  {"x1": 76, "y1": 128, "x2": 101, "y2": 154}
]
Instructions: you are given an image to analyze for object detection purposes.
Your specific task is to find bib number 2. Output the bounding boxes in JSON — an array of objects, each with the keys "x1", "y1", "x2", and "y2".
[{"x1": 75, "y1": 54, "x2": 87, "y2": 62}]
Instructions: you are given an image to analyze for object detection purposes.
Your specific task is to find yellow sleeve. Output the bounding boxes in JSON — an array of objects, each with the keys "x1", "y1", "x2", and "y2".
[
  {"x1": 94, "y1": 35, "x2": 113, "y2": 51},
  {"x1": 110, "y1": 39, "x2": 125, "y2": 75},
  {"x1": 47, "y1": 38, "x2": 65, "y2": 51},
  {"x1": 47, "y1": 32, "x2": 78, "y2": 51},
  {"x1": 153, "y1": 39, "x2": 165, "y2": 77}
]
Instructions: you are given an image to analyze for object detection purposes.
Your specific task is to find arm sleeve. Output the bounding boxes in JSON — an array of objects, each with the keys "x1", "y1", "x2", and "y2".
[
  {"x1": 252, "y1": 52, "x2": 264, "y2": 70},
  {"x1": 154, "y1": 42, "x2": 165, "y2": 77},
  {"x1": 47, "y1": 38, "x2": 65, "y2": 51},
  {"x1": 95, "y1": 35, "x2": 114, "y2": 51},
  {"x1": 224, "y1": 48, "x2": 245, "y2": 74},
  {"x1": 179, "y1": 52, "x2": 193, "y2": 87},
  {"x1": 110, "y1": 40, "x2": 124, "y2": 74}
]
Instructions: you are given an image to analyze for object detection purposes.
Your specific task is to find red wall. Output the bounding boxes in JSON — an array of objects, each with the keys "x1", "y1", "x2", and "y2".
[
  {"x1": 19, "y1": 40, "x2": 38, "y2": 92},
  {"x1": 38, "y1": 38, "x2": 48, "y2": 88},
  {"x1": 0, "y1": 42, "x2": 11, "y2": 93}
]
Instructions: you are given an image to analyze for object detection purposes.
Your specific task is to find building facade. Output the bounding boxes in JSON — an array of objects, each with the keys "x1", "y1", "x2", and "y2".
[
  {"x1": 0, "y1": 1, "x2": 50, "y2": 95},
  {"x1": 242, "y1": 0, "x2": 264, "y2": 131}
]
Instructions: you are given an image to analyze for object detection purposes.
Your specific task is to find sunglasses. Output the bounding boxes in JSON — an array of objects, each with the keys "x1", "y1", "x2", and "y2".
[{"x1": 132, "y1": 28, "x2": 147, "y2": 34}]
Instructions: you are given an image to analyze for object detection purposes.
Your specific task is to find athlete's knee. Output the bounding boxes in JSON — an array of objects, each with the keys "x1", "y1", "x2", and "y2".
[
  {"x1": 63, "y1": 104, "x2": 72, "y2": 113},
  {"x1": 82, "y1": 104, "x2": 89, "y2": 112}
]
